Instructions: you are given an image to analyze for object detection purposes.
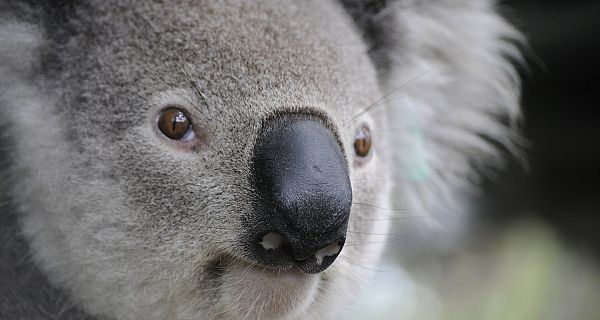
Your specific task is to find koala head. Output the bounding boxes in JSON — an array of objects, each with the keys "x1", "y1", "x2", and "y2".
[{"x1": 0, "y1": 1, "x2": 521, "y2": 319}]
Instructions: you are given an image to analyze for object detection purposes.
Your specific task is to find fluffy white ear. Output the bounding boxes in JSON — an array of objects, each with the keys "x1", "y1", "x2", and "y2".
[{"x1": 380, "y1": 1, "x2": 524, "y2": 249}]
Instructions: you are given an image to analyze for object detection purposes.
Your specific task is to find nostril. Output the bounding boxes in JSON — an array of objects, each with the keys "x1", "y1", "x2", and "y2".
[
  {"x1": 259, "y1": 232, "x2": 285, "y2": 251},
  {"x1": 257, "y1": 233, "x2": 343, "y2": 263},
  {"x1": 252, "y1": 229, "x2": 345, "y2": 273},
  {"x1": 314, "y1": 242, "x2": 342, "y2": 265}
]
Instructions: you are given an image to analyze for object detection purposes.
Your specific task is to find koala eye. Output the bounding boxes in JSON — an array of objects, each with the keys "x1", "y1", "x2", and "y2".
[
  {"x1": 354, "y1": 126, "x2": 372, "y2": 158},
  {"x1": 157, "y1": 107, "x2": 195, "y2": 141}
]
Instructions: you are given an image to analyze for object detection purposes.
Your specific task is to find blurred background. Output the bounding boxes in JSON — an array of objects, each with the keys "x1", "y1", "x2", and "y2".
[
  {"x1": 347, "y1": 1, "x2": 600, "y2": 319},
  {"x1": 484, "y1": 0, "x2": 600, "y2": 260}
]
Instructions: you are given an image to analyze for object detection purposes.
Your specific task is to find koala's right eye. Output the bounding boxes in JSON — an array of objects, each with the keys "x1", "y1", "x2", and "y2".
[{"x1": 157, "y1": 107, "x2": 195, "y2": 141}]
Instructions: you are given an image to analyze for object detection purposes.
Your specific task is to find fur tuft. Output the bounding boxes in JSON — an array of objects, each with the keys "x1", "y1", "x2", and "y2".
[{"x1": 385, "y1": 0, "x2": 524, "y2": 248}]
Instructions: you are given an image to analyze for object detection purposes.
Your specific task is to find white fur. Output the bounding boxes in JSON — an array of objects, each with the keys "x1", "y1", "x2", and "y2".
[{"x1": 385, "y1": 1, "x2": 523, "y2": 249}]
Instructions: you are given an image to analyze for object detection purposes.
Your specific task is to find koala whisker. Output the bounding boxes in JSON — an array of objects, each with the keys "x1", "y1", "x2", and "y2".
[
  {"x1": 344, "y1": 234, "x2": 418, "y2": 247},
  {"x1": 131, "y1": 16, "x2": 212, "y2": 115},
  {"x1": 345, "y1": 66, "x2": 436, "y2": 126},
  {"x1": 355, "y1": 210, "x2": 422, "y2": 217},
  {"x1": 139, "y1": 67, "x2": 215, "y2": 125},
  {"x1": 242, "y1": 289, "x2": 263, "y2": 320},
  {"x1": 165, "y1": 55, "x2": 211, "y2": 111},
  {"x1": 337, "y1": 256, "x2": 389, "y2": 274},
  {"x1": 347, "y1": 230, "x2": 413, "y2": 237},
  {"x1": 143, "y1": 70, "x2": 206, "y2": 115},
  {"x1": 329, "y1": 261, "x2": 369, "y2": 286},
  {"x1": 349, "y1": 178, "x2": 372, "y2": 182},
  {"x1": 187, "y1": 284, "x2": 224, "y2": 296},
  {"x1": 215, "y1": 287, "x2": 250, "y2": 317},
  {"x1": 335, "y1": 253, "x2": 383, "y2": 261},
  {"x1": 346, "y1": 41, "x2": 492, "y2": 129},
  {"x1": 240, "y1": 260, "x2": 259, "y2": 278},
  {"x1": 351, "y1": 202, "x2": 408, "y2": 211},
  {"x1": 354, "y1": 216, "x2": 430, "y2": 221}
]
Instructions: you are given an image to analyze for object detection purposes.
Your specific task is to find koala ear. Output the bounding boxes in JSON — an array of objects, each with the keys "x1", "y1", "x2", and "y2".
[
  {"x1": 0, "y1": 16, "x2": 45, "y2": 126},
  {"x1": 344, "y1": 1, "x2": 525, "y2": 245}
]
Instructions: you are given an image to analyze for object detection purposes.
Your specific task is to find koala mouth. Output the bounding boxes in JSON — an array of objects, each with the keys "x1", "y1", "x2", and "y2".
[
  {"x1": 207, "y1": 253, "x2": 307, "y2": 277},
  {"x1": 207, "y1": 254, "x2": 321, "y2": 318}
]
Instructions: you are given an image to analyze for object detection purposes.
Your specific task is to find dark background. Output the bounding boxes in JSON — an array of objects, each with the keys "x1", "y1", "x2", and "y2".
[{"x1": 482, "y1": 0, "x2": 600, "y2": 253}]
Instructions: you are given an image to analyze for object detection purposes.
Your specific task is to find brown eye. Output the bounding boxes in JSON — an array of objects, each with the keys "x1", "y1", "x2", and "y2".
[
  {"x1": 157, "y1": 107, "x2": 193, "y2": 140},
  {"x1": 354, "y1": 126, "x2": 372, "y2": 158}
]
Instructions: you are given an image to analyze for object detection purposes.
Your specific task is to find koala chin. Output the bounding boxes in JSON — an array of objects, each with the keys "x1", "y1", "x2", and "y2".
[{"x1": 0, "y1": 1, "x2": 522, "y2": 319}]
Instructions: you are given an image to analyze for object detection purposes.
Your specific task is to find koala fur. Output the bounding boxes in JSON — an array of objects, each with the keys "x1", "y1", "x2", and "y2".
[{"x1": 0, "y1": 1, "x2": 522, "y2": 319}]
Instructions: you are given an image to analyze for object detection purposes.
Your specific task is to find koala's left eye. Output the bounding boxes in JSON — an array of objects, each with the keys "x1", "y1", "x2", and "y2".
[
  {"x1": 354, "y1": 126, "x2": 372, "y2": 158},
  {"x1": 157, "y1": 107, "x2": 195, "y2": 141}
]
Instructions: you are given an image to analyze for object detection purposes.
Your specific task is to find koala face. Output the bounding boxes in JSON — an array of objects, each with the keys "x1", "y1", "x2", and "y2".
[
  {"x1": 1, "y1": 0, "x2": 522, "y2": 319},
  {"x1": 3, "y1": 1, "x2": 391, "y2": 319}
]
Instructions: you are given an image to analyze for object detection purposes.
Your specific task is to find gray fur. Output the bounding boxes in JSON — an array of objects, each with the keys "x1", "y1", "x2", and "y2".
[{"x1": 0, "y1": 1, "x2": 522, "y2": 319}]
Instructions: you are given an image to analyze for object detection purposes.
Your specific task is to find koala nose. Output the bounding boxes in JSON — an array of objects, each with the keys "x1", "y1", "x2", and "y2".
[{"x1": 249, "y1": 114, "x2": 352, "y2": 274}]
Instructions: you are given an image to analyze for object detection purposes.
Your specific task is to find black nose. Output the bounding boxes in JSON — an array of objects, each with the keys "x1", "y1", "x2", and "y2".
[{"x1": 247, "y1": 114, "x2": 352, "y2": 274}]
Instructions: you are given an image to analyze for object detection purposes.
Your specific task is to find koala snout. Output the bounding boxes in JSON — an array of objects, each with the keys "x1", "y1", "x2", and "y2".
[{"x1": 249, "y1": 114, "x2": 352, "y2": 274}]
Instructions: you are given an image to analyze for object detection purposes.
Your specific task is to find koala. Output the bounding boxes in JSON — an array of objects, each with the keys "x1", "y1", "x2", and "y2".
[{"x1": 0, "y1": 1, "x2": 522, "y2": 319}]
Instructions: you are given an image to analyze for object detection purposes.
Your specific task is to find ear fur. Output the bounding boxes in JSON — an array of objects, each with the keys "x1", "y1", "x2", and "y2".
[
  {"x1": 0, "y1": 3, "x2": 45, "y2": 127},
  {"x1": 344, "y1": 0, "x2": 524, "y2": 248}
]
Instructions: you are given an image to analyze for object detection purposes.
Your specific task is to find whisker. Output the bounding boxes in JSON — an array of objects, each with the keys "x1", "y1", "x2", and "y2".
[
  {"x1": 351, "y1": 202, "x2": 408, "y2": 211},
  {"x1": 345, "y1": 66, "x2": 437, "y2": 126},
  {"x1": 344, "y1": 235, "x2": 418, "y2": 247},
  {"x1": 347, "y1": 230, "x2": 411, "y2": 237},
  {"x1": 165, "y1": 55, "x2": 210, "y2": 110},
  {"x1": 353, "y1": 216, "x2": 429, "y2": 221},
  {"x1": 337, "y1": 256, "x2": 390, "y2": 273}
]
